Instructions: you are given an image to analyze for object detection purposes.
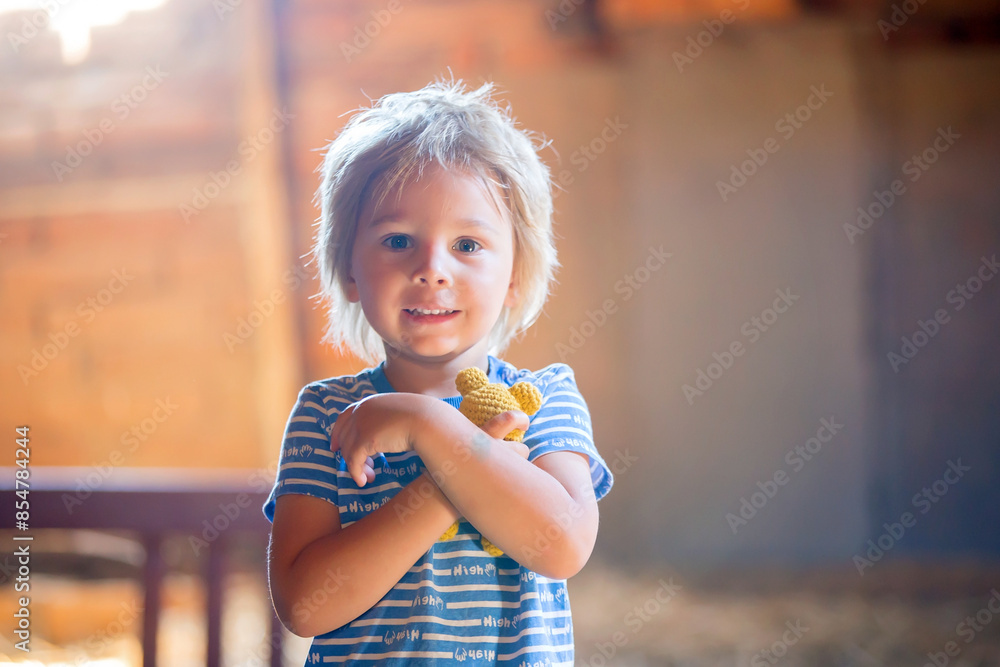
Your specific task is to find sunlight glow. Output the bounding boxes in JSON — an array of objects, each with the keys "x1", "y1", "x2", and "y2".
[{"x1": 0, "y1": 0, "x2": 167, "y2": 64}]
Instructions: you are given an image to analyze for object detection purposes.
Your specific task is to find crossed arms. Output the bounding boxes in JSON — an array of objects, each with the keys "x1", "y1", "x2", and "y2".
[{"x1": 267, "y1": 392, "x2": 599, "y2": 637}]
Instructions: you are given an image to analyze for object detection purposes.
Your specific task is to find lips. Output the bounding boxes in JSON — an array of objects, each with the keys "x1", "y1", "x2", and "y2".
[
  {"x1": 403, "y1": 307, "x2": 460, "y2": 323},
  {"x1": 404, "y1": 307, "x2": 459, "y2": 316}
]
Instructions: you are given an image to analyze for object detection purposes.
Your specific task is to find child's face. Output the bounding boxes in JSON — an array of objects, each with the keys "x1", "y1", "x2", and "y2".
[{"x1": 347, "y1": 163, "x2": 518, "y2": 365}]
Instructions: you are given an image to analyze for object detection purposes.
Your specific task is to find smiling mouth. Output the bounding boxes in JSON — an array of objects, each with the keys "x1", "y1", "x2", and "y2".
[{"x1": 405, "y1": 308, "x2": 459, "y2": 316}]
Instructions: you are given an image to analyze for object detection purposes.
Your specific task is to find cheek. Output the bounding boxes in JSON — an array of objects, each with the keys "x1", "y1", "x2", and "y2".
[
  {"x1": 471, "y1": 263, "x2": 514, "y2": 299},
  {"x1": 354, "y1": 247, "x2": 391, "y2": 283}
]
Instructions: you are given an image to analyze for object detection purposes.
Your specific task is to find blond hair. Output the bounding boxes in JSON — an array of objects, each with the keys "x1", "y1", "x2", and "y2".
[{"x1": 313, "y1": 78, "x2": 558, "y2": 365}]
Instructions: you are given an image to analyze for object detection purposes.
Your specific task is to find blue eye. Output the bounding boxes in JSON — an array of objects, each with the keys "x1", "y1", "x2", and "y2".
[
  {"x1": 382, "y1": 235, "x2": 411, "y2": 250},
  {"x1": 455, "y1": 239, "x2": 481, "y2": 253}
]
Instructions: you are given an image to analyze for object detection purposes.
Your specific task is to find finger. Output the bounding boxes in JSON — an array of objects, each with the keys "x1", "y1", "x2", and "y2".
[
  {"x1": 347, "y1": 449, "x2": 371, "y2": 487},
  {"x1": 330, "y1": 407, "x2": 353, "y2": 452},
  {"x1": 480, "y1": 410, "x2": 530, "y2": 441},
  {"x1": 511, "y1": 441, "x2": 530, "y2": 460},
  {"x1": 330, "y1": 421, "x2": 340, "y2": 452},
  {"x1": 336, "y1": 419, "x2": 359, "y2": 457},
  {"x1": 331, "y1": 422, "x2": 351, "y2": 454},
  {"x1": 499, "y1": 438, "x2": 529, "y2": 460}
]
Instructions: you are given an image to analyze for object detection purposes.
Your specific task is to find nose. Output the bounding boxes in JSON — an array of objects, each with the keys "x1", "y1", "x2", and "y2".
[{"x1": 411, "y1": 241, "x2": 452, "y2": 286}]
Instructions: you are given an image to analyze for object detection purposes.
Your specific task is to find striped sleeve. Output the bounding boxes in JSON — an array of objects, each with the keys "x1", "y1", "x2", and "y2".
[
  {"x1": 263, "y1": 383, "x2": 343, "y2": 522},
  {"x1": 523, "y1": 364, "x2": 614, "y2": 502}
]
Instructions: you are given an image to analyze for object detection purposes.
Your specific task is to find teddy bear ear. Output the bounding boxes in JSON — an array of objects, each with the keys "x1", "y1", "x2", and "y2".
[
  {"x1": 456, "y1": 367, "x2": 488, "y2": 395},
  {"x1": 509, "y1": 382, "x2": 542, "y2": 416}
]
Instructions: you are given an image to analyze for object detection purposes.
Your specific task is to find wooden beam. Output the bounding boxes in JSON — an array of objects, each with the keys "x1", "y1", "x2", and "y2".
[{"x1": 234, "y1": 0, "x2": 301, "y2": 465}]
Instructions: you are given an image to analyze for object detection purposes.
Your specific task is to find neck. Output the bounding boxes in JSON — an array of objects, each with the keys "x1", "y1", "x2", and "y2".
[{"x1": 382, "y1": 350, "x2": 491, "y2": 398}]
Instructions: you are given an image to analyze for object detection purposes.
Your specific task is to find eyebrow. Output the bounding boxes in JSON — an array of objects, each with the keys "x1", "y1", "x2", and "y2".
[{"x1": 369, "y1": 216, "x2": 500, "y2": 233}]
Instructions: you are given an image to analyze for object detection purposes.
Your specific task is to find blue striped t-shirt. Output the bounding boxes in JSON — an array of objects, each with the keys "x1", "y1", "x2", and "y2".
[{"x1": 263, "y1": 354, "x2": 614, "y2": 666}]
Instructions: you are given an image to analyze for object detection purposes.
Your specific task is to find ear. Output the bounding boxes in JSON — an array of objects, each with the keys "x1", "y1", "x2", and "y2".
[
  {"x1": 345, "y1": 270, "x2": 360, "y2": 303},
  {"x1": 503, "y1": 274, "x2": 520, "y2": 309},
  {"x1": 456, "y1": 367, "x2": 488, "y2": 395},
  {"x1": 510, "y1": 381, "x2": 542, "y2": 416}
]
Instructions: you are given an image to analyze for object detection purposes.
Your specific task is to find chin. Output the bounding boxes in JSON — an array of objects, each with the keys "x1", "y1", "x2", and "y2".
[{"x1": 392, "y1": 343, "x2": 458, "y2": 361}]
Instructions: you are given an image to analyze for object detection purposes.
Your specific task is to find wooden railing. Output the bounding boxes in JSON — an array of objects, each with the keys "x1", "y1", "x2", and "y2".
[{"x1": 0, "y1": 467, "x2": 283, "y2": 667}]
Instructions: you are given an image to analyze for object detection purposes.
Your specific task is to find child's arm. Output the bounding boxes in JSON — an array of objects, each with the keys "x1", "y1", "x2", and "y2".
[
  {"x1": 268, "y1": 470, "x2": 460, "y2": 638},
  {"x1": 412, "y1": 406, "x2": 600, "y2": 580},
  {"x1": 268, "y1": 412, "x2": 530, "y2": 638},
  {"x1": 333, "y1": 394, "x2": 599, "y2": 581}
]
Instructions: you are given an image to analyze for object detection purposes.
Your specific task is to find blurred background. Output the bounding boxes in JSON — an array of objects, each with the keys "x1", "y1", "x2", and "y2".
[{"x1": 1, "y1": 0, "x2": 999, "y2": 664}]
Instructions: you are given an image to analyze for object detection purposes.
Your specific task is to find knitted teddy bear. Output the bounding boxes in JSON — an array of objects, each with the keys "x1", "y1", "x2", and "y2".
[{"x1": 438, "y1": 367, "x2": 542, "y2": 556}]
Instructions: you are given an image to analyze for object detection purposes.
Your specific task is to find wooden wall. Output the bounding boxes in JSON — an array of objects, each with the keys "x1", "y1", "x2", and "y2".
[{"x1": 2, "y1": 0, "x2": 998, "y2": 567}]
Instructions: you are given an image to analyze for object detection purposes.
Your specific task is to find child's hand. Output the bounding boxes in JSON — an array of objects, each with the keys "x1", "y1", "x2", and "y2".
[
  {"x1": 330, "y1": 393, "x2": 429, "y2": 487},
  {"x1": 479, "y1": 410, "x2": 530, "y2": 460}
]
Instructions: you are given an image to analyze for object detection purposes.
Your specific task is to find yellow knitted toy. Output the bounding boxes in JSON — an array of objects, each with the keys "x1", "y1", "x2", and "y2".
[{"x1": 438, "y1": 366, "x2": 542, "y2": 556}]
